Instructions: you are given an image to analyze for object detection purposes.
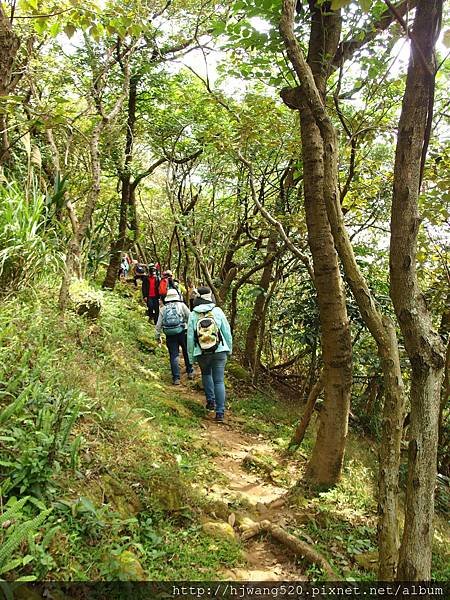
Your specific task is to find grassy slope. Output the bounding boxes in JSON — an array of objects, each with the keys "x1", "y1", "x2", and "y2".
[{"x1": 0, "y1": 281, "x2": 448, "y2": 581}]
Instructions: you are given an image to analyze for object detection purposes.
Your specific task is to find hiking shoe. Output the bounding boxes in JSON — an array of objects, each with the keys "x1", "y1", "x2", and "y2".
[
  {"x1": 187, "y1": 372, "x2": 194, "y2": 380},
  {"x1": 205, "y1": 401, "x2": 216, "y2": 411},
  {"x1": 214, "y1": 413, "x2": 225, "y2": 423},
  {"x1": 173, "y1": 379, "x2": 181, "y2": 386}
]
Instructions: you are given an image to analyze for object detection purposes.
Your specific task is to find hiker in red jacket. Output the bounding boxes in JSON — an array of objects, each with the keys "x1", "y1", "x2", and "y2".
[
  {"x1": 142, "y1": 264, "x2": 160, "y2": 324},
  {"x1": 159, "y1": 270, "x2": 182, "y2": 303}
]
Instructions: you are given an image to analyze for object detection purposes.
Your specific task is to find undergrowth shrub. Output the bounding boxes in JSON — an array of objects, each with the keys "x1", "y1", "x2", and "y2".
[
  {"x1": 0, "y1": 182, "x2": 62, "y2": 296},
  {"x1": 0, "y1": 296, "x2": 82, "y2": 499}
]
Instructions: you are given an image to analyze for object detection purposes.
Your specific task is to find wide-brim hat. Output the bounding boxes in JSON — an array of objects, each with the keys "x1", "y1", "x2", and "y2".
[{"x1": 165, "y1": 289, "x2": 180, "y2": 302}]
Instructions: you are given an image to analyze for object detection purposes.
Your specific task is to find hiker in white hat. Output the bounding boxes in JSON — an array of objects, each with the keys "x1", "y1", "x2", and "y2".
[{"x1": 155, "y1": 288, "x2": 194, "y2": 385}]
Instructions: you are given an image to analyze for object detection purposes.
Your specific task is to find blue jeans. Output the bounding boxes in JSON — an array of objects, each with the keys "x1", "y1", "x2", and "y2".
[
  {"x1": 165, "y1": 331, "x2": 193, "y2": 382},
  {"x1": 197, "y1": 351, "x2": 228, "y2": 415}
]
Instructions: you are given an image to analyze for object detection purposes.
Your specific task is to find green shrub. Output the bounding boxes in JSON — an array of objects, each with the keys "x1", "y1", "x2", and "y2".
[
  {"x1": 0, "y1": 297, "x2": 82, "y2": 498},
  {"x1": 0, "y1": 182, "x2": 61, "y2": 295}
]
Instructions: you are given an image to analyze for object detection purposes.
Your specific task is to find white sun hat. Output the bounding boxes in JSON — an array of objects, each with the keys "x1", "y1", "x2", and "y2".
[{"x1": 165, "y1": 289, "x2": 180, "y2": 302}]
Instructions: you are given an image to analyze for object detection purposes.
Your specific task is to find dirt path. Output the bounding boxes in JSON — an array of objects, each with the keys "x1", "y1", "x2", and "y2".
[{"x1": 184, "y1": 385, "x2": 307, "y2": 581}]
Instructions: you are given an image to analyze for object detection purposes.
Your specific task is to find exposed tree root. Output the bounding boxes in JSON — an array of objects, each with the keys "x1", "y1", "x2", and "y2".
[{"x1": 240, "y1": 518, "x2": 338, "y2": 580}]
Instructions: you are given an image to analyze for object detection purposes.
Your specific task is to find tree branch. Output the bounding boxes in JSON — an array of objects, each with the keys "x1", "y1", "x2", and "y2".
[
  {"x1": 237, "y1": 151, "x2": 315, "y2": 284},
  {"x1": 332, "y1": 0, "x2": 418, "y2": 68},
  {"x1": 384, "y1": 0, "x2": 435, "y2": 77}
]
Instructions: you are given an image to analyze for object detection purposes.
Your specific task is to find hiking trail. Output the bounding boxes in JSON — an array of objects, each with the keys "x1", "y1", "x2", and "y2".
[{"x1": 179, "y1": 379, "x2": 308, "y2": 581}]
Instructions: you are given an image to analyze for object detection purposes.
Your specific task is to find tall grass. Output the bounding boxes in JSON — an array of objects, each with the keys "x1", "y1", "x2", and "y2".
[{"x1": 0, "y1": 181, "x2": 62, "y2": 295}]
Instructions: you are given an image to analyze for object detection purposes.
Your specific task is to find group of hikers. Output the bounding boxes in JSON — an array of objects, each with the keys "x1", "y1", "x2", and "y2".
[{"x1": 121, "y1": 258, "x2": 232, "y2": 424}]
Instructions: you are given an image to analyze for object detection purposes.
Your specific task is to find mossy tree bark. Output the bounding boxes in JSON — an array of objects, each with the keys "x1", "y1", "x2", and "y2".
[
  {"x1": 280, "y1": 0, "x2": 353, "y2": 488},
  {"x1": 0, "y1": 5, "x2": 20, "y2": 165},
  {"x1": 103, "y1": 75, "x2": 139, "y2": 290},
  {"x1": 279, "y1": 0, "x2": 407, "y2": 576},
  {"x1": 299, "y1": 105, "x2": 353, "y2": 487},
  {"x1": 391, "y1": 0, "x2": 446, "y2": 580}
]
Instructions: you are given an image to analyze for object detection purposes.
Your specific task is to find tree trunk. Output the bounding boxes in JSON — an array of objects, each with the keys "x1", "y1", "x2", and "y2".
[
  {"x1": 280, "y1": 0, "x2": 405, "y2": 573},
  {"x1": 253, "y1": 268, "x2": 279, "y2": 384},
  {"x1": 58, "y1": 52, "x2": 130, "y2": 310},
  {"x1": 278, "y1": 1, "x2": 353, "y2": 488},
  {"x1": 390, "y1": 0, "x2": 446, "y2": 580},
  {"x1": 103, "y1": 76, "x2": 138, "y2": 289},
  {"x1": 244, "y1": 230, "x2": 278, "y2": 370},
  {"x1": 0, "y1": 5, "x2": 20, "y2": 164},
  {"x1": 58, "y1": 238, "x2": 81, "y2": 312},
  {"x1": 299, "y1": 107, "x2": 352, "y2": 488},
  {"x1": 363, "y1": 376, "x2": 380, "y2": 415},
  {"x1": 129, "y1": 185, "x2": 139, "y2": 242},
  {"x1": 218, "y1": 266, "x2": 238, "y2": 303},
  {"x1": 58, "y1": 121, "x2": 103, "y2": 311},
  {"x1": 103, "y1": 177, "x2": 131, "y2": 289},
  {"x1": 289, "y1": 373, "x2": 324, "y2": 450},
  {"x1": 316, "y1": 106, "x2": 405, "y2": 577}
]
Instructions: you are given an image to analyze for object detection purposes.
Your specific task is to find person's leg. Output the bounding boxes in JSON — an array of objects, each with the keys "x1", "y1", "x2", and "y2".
[
  {"x1": 179, "y1": 331, "x2": 194, "y2": 376},
  {"x1": 165, "y1": 336, "x2": 180, "y2": 383},
  {"x1": 148, "y1": 297, "x2": 157, "y2": 324},
  {"x1": 153, "y1": 297, "x2": 160, "y2": 324},
  {"x1": 211, "y1": 352, "x2": 228, "y2": 418},
  {"x1": 197, "y1": 354, "x2": 215, "y2": 409},
  {"x1": 146, "y1": 297, "x2": 153, "y2": 320}
]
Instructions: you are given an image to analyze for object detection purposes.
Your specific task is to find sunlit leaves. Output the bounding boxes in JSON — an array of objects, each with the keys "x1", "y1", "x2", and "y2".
[
  {"x1": 330, "y1": 0, "x2": 372, "y2": 11},
  {"x1": 359, "y1": 0, "x2": 372, "y2": 11},
  {"x1": 330, "y1": 0, "x2": 352, "y2": 9},
  {"x1": 15, "y1": 0, "x2": 159, "y2": 40},
  {"x1": 20, "y1": 0, "x2": 39, "y2": 10},
  {"x1": 214, "y1": 0, "x2": 289, "y2": 89}
]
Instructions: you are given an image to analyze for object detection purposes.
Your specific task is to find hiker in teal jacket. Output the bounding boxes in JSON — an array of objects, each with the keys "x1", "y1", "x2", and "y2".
[{"x1": 187, "y1": 287, "x2": 232, "y2": 423}]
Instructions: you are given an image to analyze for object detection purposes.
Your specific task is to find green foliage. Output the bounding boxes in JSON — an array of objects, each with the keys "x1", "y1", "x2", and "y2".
[
  {"x1": 0, "y1": 496, "x2": 51, "y2": 580},
  {"x1": 0, "y1": 183, "x2": 61, "y2": 296},
  {"x1": 0, "y1": 295, "x2": 83, "y2": 498},
  {"x1": 0, "y1": 283, "x2": 247, "y2": 580},
  {"x1": 2, "y1": 0, "x2": 450, "y2": 582}
]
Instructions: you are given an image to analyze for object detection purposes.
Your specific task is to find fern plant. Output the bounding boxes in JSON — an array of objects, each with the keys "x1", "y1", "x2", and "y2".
[{"x1": 0, "y1": 497, "x2": 51, "y2": 578}]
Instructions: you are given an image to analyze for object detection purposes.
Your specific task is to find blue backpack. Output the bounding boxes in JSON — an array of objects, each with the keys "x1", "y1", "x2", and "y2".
[{"x1": 162, "y1": 303, "x2": 184, "y2": 335}]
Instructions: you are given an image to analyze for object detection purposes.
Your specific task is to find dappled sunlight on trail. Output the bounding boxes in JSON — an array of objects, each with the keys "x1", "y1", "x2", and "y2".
[{"x1": 176, "y1": 383, "x2": 307, "y2": 581}]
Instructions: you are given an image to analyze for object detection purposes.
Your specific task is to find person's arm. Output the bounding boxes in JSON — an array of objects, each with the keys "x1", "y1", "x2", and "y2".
[
  {"x1": 218, "y1": 308, "x2": 232, "y2": 354},
  {"x1": 181, "y1": 303, "x2": 190, "y2": 324},
  {"x1": 155, "y1": 308, "x2": 164, "y2": 339},
  {"x1": 187, "y1": 314, "x2": 196, "y2": 364}
]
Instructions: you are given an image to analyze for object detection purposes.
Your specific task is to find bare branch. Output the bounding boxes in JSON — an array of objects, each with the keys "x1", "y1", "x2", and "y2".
[
  {"x1": 132, "y1": 149, "x2": 202, "y2": 190},
  {"x1": 237, "y1": 151, "x2": 315, "y2": 284},
  {"x1": 131, "y1": 157, "x2": 167, "y2": 190}
]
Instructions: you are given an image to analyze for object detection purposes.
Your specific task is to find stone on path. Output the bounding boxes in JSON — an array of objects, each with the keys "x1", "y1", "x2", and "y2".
[{"x1": 202, "y1": 521, "x2": 236, "y2": 542}]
